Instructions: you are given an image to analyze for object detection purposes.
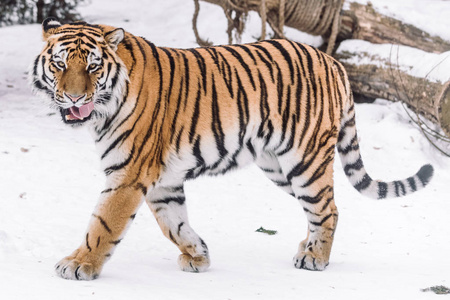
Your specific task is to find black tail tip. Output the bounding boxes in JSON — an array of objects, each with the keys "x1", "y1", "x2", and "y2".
[{"x1": 417, "y1": 164, "x2": 434, "y2": 187}]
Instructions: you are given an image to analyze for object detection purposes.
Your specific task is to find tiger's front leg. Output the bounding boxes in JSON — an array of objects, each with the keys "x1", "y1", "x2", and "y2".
[{"x1": 55, "y1": 185, "x2": 145, "y2": 280}]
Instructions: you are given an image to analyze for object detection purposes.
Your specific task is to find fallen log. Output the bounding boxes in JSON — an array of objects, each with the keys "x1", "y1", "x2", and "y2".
[{"x1": 335, "y1": 40, "x2": 450, "y2": 138}]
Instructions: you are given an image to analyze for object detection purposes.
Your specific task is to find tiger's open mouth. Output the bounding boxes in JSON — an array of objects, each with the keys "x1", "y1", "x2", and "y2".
[{"x1": 61, "y1": 102, "x2": 95, "y2": 124}]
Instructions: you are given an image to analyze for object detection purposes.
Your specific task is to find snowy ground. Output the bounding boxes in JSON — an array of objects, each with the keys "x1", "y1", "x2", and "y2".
[{"x1": 0, "y1": 0, "x2": 449, "y2": 299}]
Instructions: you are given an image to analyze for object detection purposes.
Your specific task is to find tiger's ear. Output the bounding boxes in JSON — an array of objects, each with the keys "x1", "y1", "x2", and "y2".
[
  {"x1": 42, "y1": 17, "x2": 61, "y2": 40},
  {"x1": 104, "y1": 28, "x2": 124, "y2": 51}
]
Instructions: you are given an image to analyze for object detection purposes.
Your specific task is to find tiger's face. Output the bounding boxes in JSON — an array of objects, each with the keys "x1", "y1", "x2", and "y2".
[{"x1": 31, "y1": 18, "x2": 128, "y2": 126}]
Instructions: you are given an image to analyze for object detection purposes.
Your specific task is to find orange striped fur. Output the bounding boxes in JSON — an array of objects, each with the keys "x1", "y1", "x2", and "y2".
[{"x1": 31, "y1": 18, "x2": 433, "y2": 280}]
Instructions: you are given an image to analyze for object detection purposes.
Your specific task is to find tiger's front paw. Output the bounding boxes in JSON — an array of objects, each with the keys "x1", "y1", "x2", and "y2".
[
  {"x1": 55, "y1": 250, "x2": 104, "y2": 280},
  {"x1": 293, "y1": 251, "x2": 329, "y2": 271}
]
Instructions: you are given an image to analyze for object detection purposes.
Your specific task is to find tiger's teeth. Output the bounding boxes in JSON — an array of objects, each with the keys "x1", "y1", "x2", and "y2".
[{"x1": 66, "y1": 114, "x2": 84, "y2": 121}]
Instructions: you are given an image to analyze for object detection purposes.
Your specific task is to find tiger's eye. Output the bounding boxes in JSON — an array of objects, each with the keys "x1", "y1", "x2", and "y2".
[
  {"x1": 56, "y1": 61, "x2": 65, "y2": 69},
  {"x1": 88, "y1": 63, "x2": 100, "y2": 72}
]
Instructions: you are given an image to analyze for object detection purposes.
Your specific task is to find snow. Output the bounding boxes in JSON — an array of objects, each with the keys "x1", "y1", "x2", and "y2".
[{"x1": 0, "y1": 0, "x2": 449, "y2": 299}]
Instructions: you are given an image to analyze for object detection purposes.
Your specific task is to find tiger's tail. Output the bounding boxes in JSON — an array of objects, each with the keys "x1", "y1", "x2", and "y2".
[{"x1": 337, "y1": 93, "x2": 433, "y2": 199}]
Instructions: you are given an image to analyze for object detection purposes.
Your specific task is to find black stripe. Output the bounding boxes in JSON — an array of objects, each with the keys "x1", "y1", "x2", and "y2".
[
  {"x1": 93, "y1": 214, "x2": 112, "y2": 234},
  {"x1": 217, "y1": 51, "x2": 234, "y2": 98},
  {"x1": 252, "y1": 43, "x2": 274, "y2": 62},
  {"x1": 86, "y1": 233, "x2": 92, "y2": 252},
  {"x1": 204, "y1": 47, "x2": 221, "y2": 70},
  {"x1": 177, "y1": 222, "x2": 185, "y2": 235},
  {"x1": 246, "y1": 140, "x2": 256, "y2": 158},
  {"x1": 257, "y1": 71, "x2": 270, "y2": 139},
  {"x1": 170, "y1": 79, "x2": 184, "y2": 143},
  {"x1": 343, "y1": 157, "x2": 364, "y2": 176},
  {"x1": 394, "y1": 181, "x2": 406, "y2": 197},
  {"x1": 192, "y1": 136, "x2": 205, "y2": 165},
  {"x1": 109, "y1": 239, "x2": 122, "y2": 245},
  {"x1": 399, "y1": 181, "x2": 406, "y2": 196},
  {"x1": 109, "y1": 63, "x2": 121, "y2": 90},
  {"x1": 407, "y1": 177, "x2": 417, "y2": 192},
  {"x1": 135, "y1": 182, "x2": 147, "y2": 195},
  {"x1": 286, "y1": 135, "x2": 326, "y2": 182},
  {"x1": 56, "y1": 35, "x2": 77, "y2": 42},
  {"x1": 122, "y1": 37, "x2": 136, "y2": 76},
  {"x1": 235, "y1": 44, "x2": 257, "y2": 64},
  {"x1": 222, "y1": 46, "x2": 256, "y2": 90},
  {"x1": 303, "y1": 207, "x2": 321, "y2": 216},
  {"x1": 309, "y1": 213, "x2": 333, "y2": 227},
  {"x1": 41, "y1": 56, "x2": 54, "y2": 87},
  {"x1": 175, "y1": 126, "x2": 184, "y2": 153},
  {"x1": 104, "y1": 145, "x2": 135, "y2": 175},
  {"x1": 276, "y1": 63, "x2": 284, "y2": 115},
  {"x1": 320, "y1": 196, "x2": 334, "y2": 213},
  {"x1": 81, "y1": 33, "x2": 98, "y2": 46},
  {"x1": 135, "y1": 36, "x2": 148, "y2": 64},
  {"x1": 180, "y1": 52, "x2": 190, "y2": 108},
  {"x1": 33, "y1": 55, "x2": 40, "y2": 76},
  {"x1": 278, "y1": 84, "x2": 291, "y2": 146},
  {"x1": 189, "y1": 83, "x2": 202, "y2": 143},
  {"x1": 378, "y1": 181, "x2": 388, "y2": 199},
  {"x1": 169, "y1": 230, "x2": 179, "y2": 245},
  {"x1": 273, "y1": 180, "x2": 290, "y2": 187},
  {"x1": 338, "y1": 135, "x2": 359, "y2": 155},
  {"x1": 354, "y1": 174, "x2": 372, "y2": 192},
  {"x1": 297, "y1": 186, "x2": 331, "y2": 204},
  {"x1": 152, "y1": 196, "x2": 186, "y2": 205},
  {"x1": 211, "y1": 75, "x2": 228, "y2": 158},
  {"x1": 266, "y1": 40, "x2": 294, "y2": 84},
  {"x1": 95, "y1": 87, "x2": 128, "y2": 141},
  {"x1": 235, "y1": 73, "x2": 249, "y2": 147},
  {"x1": 146, "y1": 40, "x2": 163, "y2": 99},
  {"x1": 277, "y1": 115, "x2": 297, "y2": 156},
  {"x1": 253, "y1": 47, "x2": 275, "y2": 82},
  {"x1": 301, "y1": 148, "x2": 334, "y2": 188},
  {"x1": 186, "y1": 48, "x2": 208, "y2": 93},
  {"x1": 159, "y1": 48, "x2": 177, "y2": 102},
  {"x1": 101, "y1": 129, "x2": 132, "y2": 159},
  {"x1": 394, "y1": 181, "x2": 400, "y2": 197},
  {"x1": 265, "y1": 120, "x2": 274, "y2": 147}
]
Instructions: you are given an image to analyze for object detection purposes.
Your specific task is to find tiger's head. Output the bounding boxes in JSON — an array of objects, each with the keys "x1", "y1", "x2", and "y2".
[{"x1": 31, "y1": 18, "x2": 128, "y2": 126}]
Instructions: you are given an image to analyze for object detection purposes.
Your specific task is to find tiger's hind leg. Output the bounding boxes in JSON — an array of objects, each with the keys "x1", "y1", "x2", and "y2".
[
  {"x1": 275, "y1": 148, "x2": 339, "y2": 271},
  {"x1": 146, "y1": 185, "x2": 210, "y2": 272},
  {"x1": 256, "y1": 151, "x2": 295, "y2": 197}
]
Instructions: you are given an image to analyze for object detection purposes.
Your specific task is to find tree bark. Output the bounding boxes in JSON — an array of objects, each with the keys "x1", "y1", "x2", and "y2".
[{"x1": 335, "y1": 48, "x2": 450, "y2": 137}]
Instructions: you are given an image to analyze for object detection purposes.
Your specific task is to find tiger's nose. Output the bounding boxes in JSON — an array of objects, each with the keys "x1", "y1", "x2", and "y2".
[{"x1": 64, "y1": 92, "x2": 86, "y2": 103}]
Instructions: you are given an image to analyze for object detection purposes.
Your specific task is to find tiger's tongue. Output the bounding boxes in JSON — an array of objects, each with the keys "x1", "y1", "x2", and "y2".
[{"x1": 69, "y1": 102, "x2": 94, "y2": 120}]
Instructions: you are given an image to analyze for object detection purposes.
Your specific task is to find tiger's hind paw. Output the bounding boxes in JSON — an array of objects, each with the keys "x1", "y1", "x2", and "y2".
[
  {"x1": 178, "y1": 253, "x2": 210, "y2": 273},
  {"x1": 293, "y1": 252, "x2": 329, "y2": 271}
]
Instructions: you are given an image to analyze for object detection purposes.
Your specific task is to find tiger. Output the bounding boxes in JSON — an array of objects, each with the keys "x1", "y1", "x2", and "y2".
[{"x1": 31, "y1": 17, "x2": 434, "y2": 281}]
